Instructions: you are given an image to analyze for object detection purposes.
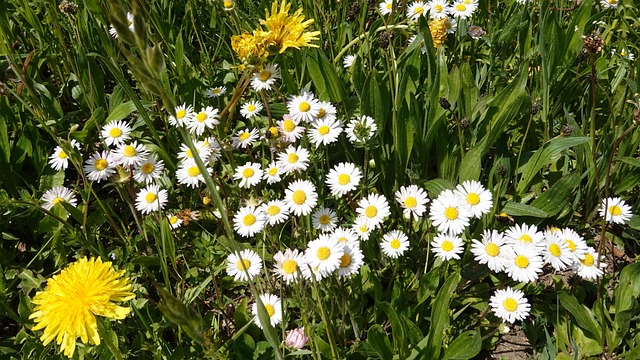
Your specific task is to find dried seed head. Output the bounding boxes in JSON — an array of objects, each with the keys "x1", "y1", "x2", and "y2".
[
  {"x1": 459, "y1": 117, "x2": 470, "y2": 130},
  {"x1": 378, "y1": 31, "x2": 393, "y2": 49},
  {"x1": 530, "y1": 102, "x2": 541, "y2": 115},
  {"x1": 497, "y1": 165, "x2": 508, "y2": 177},
  {"x1": 582, "y1": 32, "x2": 603, "y2": 54},
  {"x1": 439, "y1": 97, "x2": 451, "y2": 110},
  {"x1": 58, "y1": 0, "x2": 78, "y2": 14},
  {"x1": 562, "y1": 125, "x2": 573, "y2": 137}
]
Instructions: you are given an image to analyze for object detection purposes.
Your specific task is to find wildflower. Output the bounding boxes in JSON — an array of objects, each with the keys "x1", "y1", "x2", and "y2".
[
  {"x1": 187, "y1": 106, "x2": 219, "y2": 136},
  {"x1": 573, "y1": 247, "x2": 606, "y2": 280},
  {"x1": 407, "y1": 1, "x2": 428, "y2": 21},
  {"x1": 273, "y1": 249, "x2": 304, "y2": 283},
  {"x1": 233, "y1": 206, "x2": 266, "y2": 237},
  {"x1": 176, "y1": 163, "x2": 211, "y2": 188},
  {"x1": 277, "y1": 115, "x2": 306, "y2": 143},
  {"x1": 29, "y1": 257, "x2": 134, "y2": 358},
  {"x1": 259, "y1": 0, "x2": 320, "y2": 54},
  {"x1": 560, "y1": 228, "x2": 588, "y2": 261},
  {"x1": 331, "y1": 227, "x2": 360, "y2": 248},
  {"x1": 167, "y1": 214, "x2": 183, "y2": 229},
  {"x1": 112, "y1": 141, "x2": 149, "y2": 167},
  {"x1": 109, "y1": 12, "x2": 134, "y2": 38},
  {"x1": 337, "y1": 244, "x2": 364, "y2": 278},
  {"x1": 287, "y1": 91, "x2": 321, "y2": 123},
  {"x1": 467, "y1": 25, "x2": 485, "y2": 39},
  {"x1": 427, "y1": 0, "x2": 450, "y2": 19},
  {"x1": 353, "y1": 217, "x2": 372, "y2": 241},
  {"x1": 233, "y1": 162, "x2": 264, "y2": 189},
  {"x1": 276, "y1": 145, "x2": 310, "y2": 174},
  {"x1": 251, "y1": 64, "x2": 281, "y2": 91},
  {"x1": 444, "y1": 17, "x2": 457, "y2": 34},
  {"x1": 343, "y1": 54, "x2": 356, "y2": 68},
  {"x1": 285, "y1": 327, "x2": 308, "y2": 349},
  {"x1": 240, "y1": 101, "x2": 263, "y2": 119},
  {"x1": 504, "y1": 223, "x2": 544, "y2": 247},
  {"x1": 540, "y1": 232, "x2": 573, "y2": 271},
  {"x1": 227, "y1": 249, "x2": 262, "y2": 281},
  {"x1": 356, "y1": 193, "x2": 391, "y2": 230},
  {"x1": 450, "y1": 2, "x2": 474, "y2": 18},
  {"x1": 379, "y1": 0, "x2": 394, "y2": 16},
  {"x1": 84, "y1": 151, "x2": 115, "y2": 182},
  {"x1": 381, "y1": 230, "x2": 410, "y2": 258},
  {"x1": 135, "y1": 185, "x2": 168, "y2": 214},
  {"x1": 503, "y1": 243, "x2": 544, "y2": 283},
  {"x1": 49, "y1": 140, "x2": 80, "y2": 171},
  {"x1": 431, "y1": 233, "x2": 464, "y2": 261},
  {"x1": 305, "y1": 234, "x2": 344, "y2": 274},
  {"x1": 41, "y1": 186, "x2": 77, "y2": 211},
  {"x1": 470, "y1": 229, "x2": 507, "y2": 272},
  {"x1": 261, "y1": 200, "x2": 290, "y2": 225},
  {"x1": 251, "y1": 293, "x2": 282, "y2": 329},
  {"x1": 345, "y1": 115, "x2": 377, "y2": 143},
  {"x1": 205, "y1": 86, "x2": 226, "y2": 98},
  {"x1": 133, "y1": 154, "x2": 164, "y2": 184},
  {"x1": 599, "y1": 197, "x2": 632, "y2": 224},
  {"x1": 315, "y1": 101, "x2": 337, "y2": 122},
  {"x1": 168, "y1": 104, "x2": 195, "y2": 127},
  {"x1": 395, "y1": 185, "x2": 429, "y2": 219},
  {"x1": 177, "y1": 142, "x2": 211, "y2": 165},
  {"x1": 429, "y1": 189, "x2": 471, "y2": 235},
  {"x1": 307, "y1": 118, "x2": 342, "y2": 148},
  {"x1": 600, "y1": 0, "x2": 618, "y2": 8},
  {"x1": 489, "y1": 287, "x2": 530, "y2": 324},
  {"x1": 101, "y1": 120, "x2": 132, "y2": 147},
  {"x1": 429, "y1": 18, "x2": 448, "y2": 47},
  {"x1": 409, "y1": 34, "x2": 427, "y2": 54},
  {"x1": 326, "y1": 162, "x2": 362, "y2": 197},
  {"x1": 222, "y1": 0, "x2": 235, "y2": 11},
  {"x1": 454, "y1": 180, "x2": 492, "y2": 218},
  {"x1": 263, "y1": 162, "x2": 283, "y2": 184},
  {"x1": 284, "y1": 179, "x2": 318, "y2": 216},
  {"x1": 312, "y1": 207, "x2": 338, "y2": 232},
  {"x1": 232, "y1": 128, "x2": 260, "y2": 149}
]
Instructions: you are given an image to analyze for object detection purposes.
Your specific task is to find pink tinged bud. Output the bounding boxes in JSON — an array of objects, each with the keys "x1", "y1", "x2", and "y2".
[{"x1": 285, "y1": 327, "x2": 308, "y2": 349}]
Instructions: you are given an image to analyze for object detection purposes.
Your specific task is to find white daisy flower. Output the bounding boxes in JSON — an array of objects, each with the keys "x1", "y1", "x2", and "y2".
[
  {"x1": 41, "y1": 186, "x2": 77, "y2": 211},
  {"x1": 308, "y1": 118, "x2": 342, "y2": 148},
  {"x1": 599, "y1": 197, "x2": 632, "y2": 224},
  {"x1": 381, "y1": 230, "x2": 410, "y2": 258},
  {"x1": 277, "y1": 115, "x2": 306, "y2": 143},
  {"x1": 201, "y1": 137, "x2": 222, "y2": 163},
  {"x1": 263, "y1": 162, "x2": 283, "y2": 184},
  {"x1": 135, "y1": 184, "x2": 168, "y2": 214},
  {"x1": 395, "y1": 185, "x2": 429, "y2": 219},
  {"x1": 343, "y1": 54, "x2": 356, "y2": 68},
  {"x1": 600, "y1": 0, "x2": 618, "y2": 8},
  {"x1": 450, "y1": 2, "x2": 474, "y2": 18},
  {"x1": 251, "y1": 64, "x2": 281, "y2": 91},
  {"x1": 226, "y1": 249, "x2": 262, "y2": 281},
  {"x1": 284, "y1": 179, "x2": 318, "y2": 216},
  {"x1": 251, "y1": 293, "x2": 282, "y2": 329},
  {"x1": 345, "y1": 115, "x2": 377, "y2": 144},
  {"x1": 133, "y1": 154, "x2": 165, "y2": 184},
  {"x1": 276, "y1": 145, "x2": 310, "y2": 174},
  {"x1": 233, "y1": 162, "x2": 263, "y2": 189},
  {"x1": 240, "y1": 101, "x2": 263, "y2": 119},
  {"x1": 101, "y1": 120, "x2": 132, "y2": 146},
  {"x1": 427, "y1": 0, "x2": 450, "y2": 19},
  {"x1": 177, "y1": 142, "x2": 211, "y2": 165},
  {"x1": 503, "y1": 243, "x2": 544, "y2": 283},
  {"x1": 331, "y1": 227, "x2": 360, "y2": 248},
  {"x1": 205, "y1": 86, "x2": 226, "y2": 98},
  {"x1": 470, "y1": 229, "x2": 508, "y2": 272},
  {"x1": 312, "y1": 207, "x2": 338, "y2": 232},
  {"x1": 431, "y1": 233, "x2": 464, "y2": 261},
  {"x1": 287, "y1": 91, "x2": 321, "y2": 123},
  {"x1": 176, "y1": 163, "x2": 211, "y2": 188},
  {"x1": 300, "y1": 260, "x2": 328, "y2": 281},
  {"x1": 305, "y1": 234, "x2": 345, "y2": 274},
  {"x1": 489, "y1": 287, "x2": 531, "y2": 324},
  {"x1": 168, "y1": 103, "x2": 195, "y2": 127},
  {"x1": 560, "y1": 228, "x2": 588, "y2": 262},
  {"x1": 315, "y1": 102, "x2": 337, "y2": 122},
  {"x1": 356, "y1": 193, "x2": 391, "y2": 230},
  {"x1": 409, "y1": 34, "x2": 427, "y2": 54},
  {"x1": 48, "y1": 140, "x2": 80, "y2": 171},
  {"x1": 187, "y1": 106, "x2": 219, "y2": 136},
  {"x1": 167, "y1": 213, "x2": 183, "y2": 229},
  {"x1": 326, "y1": 162, "x2": 362, "y2": 197},
  {"x1": 379, "y1": 0, "x2": 394, "y2": 15},
  {"x1": 504, "y1": 223, "x2": 544, "y2": 247},
  {"x1": 429, "y1": 189, "x2": 471, "y2": 235},
  {"x1": 273, "y1": 249, "x2": 304, "y2": 284},
  {"x1": 573, "y1": 247, "x2": 606, "y2": 280},
  {"x1": 109, "y1": 12, "x2": 134, "y2": 38},
  {"x1": 233, "y1": 206, "x2": 266, "y2": 237},
  {"x1": 337, "y1": 244, "x2": 364, "y2": 278},
  {"x1": 444, "y1": 17, "x2": 458, "y2": 34},
  {"x1": 112, "y1": 141, "x2": 149, "y2": 167},
  {"x1": 352, "y1": 216, "x2": 373, "y2": 241},
  {"x1": 541, "y1": 231, "x2": 573, "y2": 271},
  {"x1": 454, "y1": 180, "x2": 493, "y2": 218},
  {"x1": 407, "y1": 1, "x2": 429, "y2": 21},
  {"x1": 232, "y1": 128, "x2": 260, "y2": 149},
  {"x1": 84, "y1": 151, "x2": 115, "y2": 182},
  {"x1": 260, "y1": 200, "x2": 290, "y2": 225}
]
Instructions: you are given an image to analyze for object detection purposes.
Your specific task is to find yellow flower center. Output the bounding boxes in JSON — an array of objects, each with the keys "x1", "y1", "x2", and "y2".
[
  {"x1": 123, "y1": 145, "x2": 136, "y2": 157},
  {"x1": 549, "y1": 243, "x2": 561, "y2": 257},
  {"x1": 247, "y1": 104, "x2": 256, "y2": 112},
  {"x1": 141, "y1": 163, "x2": 154, "y2": 174},
  {"x1": 187, "y1": 166, "x2": 200, "y2": 177},
  {"x1": 515, "y1": 255, "x2": 529, "y2": 268},
  {"x1": 519, "y1": 234, "x2": 532, "y2": 244},
  {"x1": 185, "y1": 149, "x2": 194, "y2": 158},
  {"x1": 269, "y1": 126, "x2": 279, "y2": 137},
  {"x1": 319, "y1": 214, "x2": 331, "y2": 225},
  {"x1": 581, "y1": 253, "x2": 595, "y2": 267},
  {"x1": 94, "y1": 158, "x2": 108, "y2": 170},
  {"x1": 239, "y1": 132, "x2": 250, "y2": 140},
  {"x1": 404, "y1": 196, "x2": 417, "y2": 209},
  {"x1": 338, "y1": 174, "x2": 350, "y2": 185},
  {"x1": 441, "y1": 240, "x2": 454, "y2": 252},
  {"x1": 466, "y1": 193, "x2": 480, "y2": 205},
  {"x1": 318, "y1": 125, "x2": 330, "y2": 135},
  {"x1": 109, "y1": 128, "x2": 122, "y2": 138},
  {"x1": 203, "y1": 196, "x2": 211, "y2": 205},
  {"x1": 608, "y1": 205, "x2": 622, "y2": 216},
  {"x1": 259, "y1": 70, "x2": 271, "y2": 81},
  {"x1": 169, "y1": 216, "x2": 178, "y2": 224},
  {"x1": 264, "y1": 304, "x2": 275, "y2": 317},
  {"x1": 485, "y1": 243, "x2": 500, "y2": 257},
  {"x1": 338, "y1": 237, "x2": 348, "y2": 243},
  {"x1": 145, "y1": 192, "x2": 157, "y2": 204},
  {"x1": 339, "y1": 253, "x2": 351, "y2": 268},
  {"x1": 435, "y1": 4, "x2": 443, "y2": 11},
  {"x1": 359, "y1": 225, "x2": 368, "y2": 233},
  {"x1": 444, "y1": 207, "x2": 458, "y2": 220},
  {"x1": 267, "y1": 205, "x2": 280, "y2": 216},
  {"x1": 455, "y1": 3, "x2": 466, "y2": 11},
  {"x1": 565, "y1": 240, "x2": 576, "y2": 252},
  {"x1": 212, "y1": 88, "x2": 221, "y2": 94},
  {"x1": 607, "y1": 0, "x2": 616, "y2": 4},
  {"x1": 268, "y1": 167, "x2": 278, "y2": 176},
  {"x1": 292, "y1": 190, "x2": 306, "y2": 205},
  {"x1": 242, "y1": 168, "x2": 255, "y2": 178},
  {"x1": 287, "y1": 153, "x2": 299, "y2": 163},
  {"x1": 503, "y1": 298, "x2": 518, "y2": 312},
  {"x1": 415, "y1": 6, "x2": 424, "y2": 14},
  {"x1": 52, "y1": 197, "x2": 65, "y2": 205},
  {"x1": 390, "y1": 239, "x2": 401, "y2": 249},
  {"x1": 317, "y1": 246, "x2": 331, "y2": 260},
  {"x1": 176, "y1": 109, "x2": 187, "y2": 119},
  {"x1": 386, "y1": 3, "x2": 392, "y2": 9},
  {"x1": 237, "y1": 259, "x2": 251, "y2": 270},
  {"x1": 223, "y1": 0, "x2": 233, "y2": 8},
  {"x1": 317, "y1": 108, "x2": 326, "y2": 118},
  {"x1": 299, "y1": 101, "x2": 311, "y2": 112},
  {"x1": 243, "y1": 214, "x2": 256, "y2": 226},
  {"x1": 365, "y1": 206, "x2": 378, "y2": 218},
  {"x1": 550, "y1": 226, "x2": 560, "y2": 233},
  {"x1": 282, "y1": 259, "x2": 297, "y2": 274},
  {"x1": 57, "y1": 150, "x2": 68, "y2": 159},
  {"x1": 196, "y1": 112, "x2": 208, "y2": 122},
  {"x1": 283, "y1": 119, "x2": 296, "y2": 132}
]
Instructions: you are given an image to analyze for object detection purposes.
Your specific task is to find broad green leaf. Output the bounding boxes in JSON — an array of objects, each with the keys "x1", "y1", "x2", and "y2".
[
  {"x1": 305, "y1": 49, "x2": 347, "y2": 103},
  {"x1": 501, "y1": 202, "x2": 549, "y2": 218},
  {"x1": 367, "y1": 324, "x2": 393, "y2": 360},
  {"x1": 157, "y1": 286, "x2": 205, "y2": 344},
  {"x1": 529, "y1": 172, "x2": 579, "y2": 216},
  {"x1": 441, "y1": 330, "x2": 481, "y2": 360},
  {"x1": 104, "y1": 101, "x2": 138, "y2": 123},
  {"x1": 378, "y1": 302, "x2": 407, "y2": 357},
  {"x1": 558, "y1": 292, "x2": 601, "y2": 341}
]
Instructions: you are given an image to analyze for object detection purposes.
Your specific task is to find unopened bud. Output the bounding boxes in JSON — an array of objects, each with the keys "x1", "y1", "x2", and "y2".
[{"x1": 284, "y1": 328, "x2": 308, "y2": 349}]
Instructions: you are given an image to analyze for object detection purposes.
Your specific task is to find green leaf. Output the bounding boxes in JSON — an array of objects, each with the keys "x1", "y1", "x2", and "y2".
[
  {"x1": 558, "y1": 292, "x2": 602, "y2": 341},
  {"x1": 104, "y1": 101, "x2": 138, "y2": 123},
  {"x1": 441, "y1": 330, "x2": 481, "y2": 360},
  {"x1": 305, "y1": 49, "x2": 347, "y2": 103},
  {"x1": 501, "y1": 201, "x2": 549, "y2": 218},
  {"x1": 156, "y1": 286, "x2": 206, "y2": 344},
  {"x1": 529, "y1": 172, "x2": 579, "y2": 216},
  {"x1": 367, "y1": 324, "x2": 393, "y2": 360},
  {"x1": 377, "y1": 302, "x2": 407, "y2": 357}
]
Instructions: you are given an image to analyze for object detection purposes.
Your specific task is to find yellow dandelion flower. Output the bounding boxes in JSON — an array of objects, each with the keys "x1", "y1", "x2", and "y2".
[
  {"x1": 231, "y1": 30, "x2": 271, "y2": 65},
  {"x1": 429, "y1": 18, "x2": 448, "y2": 48},
  {"x1": 260, "y1": 0, "x2": 320, "y2": 54},
  {"x1": 29, "y1": 257, "x2": 135, "y2": 358}
]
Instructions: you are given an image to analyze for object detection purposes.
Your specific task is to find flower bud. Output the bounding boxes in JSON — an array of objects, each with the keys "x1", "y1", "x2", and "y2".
[{"x1": 285, "y1": 327, "x2": 308, "y2": 349}]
